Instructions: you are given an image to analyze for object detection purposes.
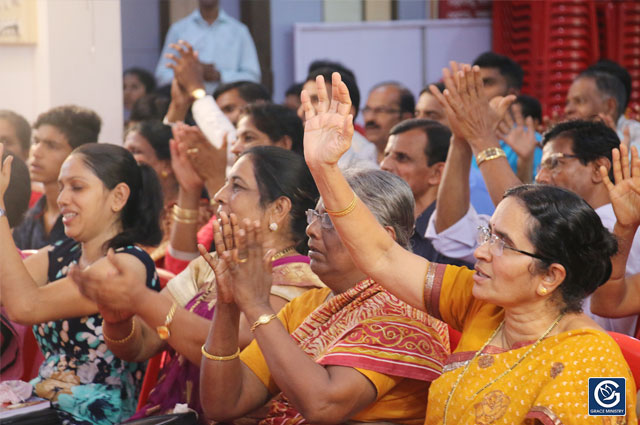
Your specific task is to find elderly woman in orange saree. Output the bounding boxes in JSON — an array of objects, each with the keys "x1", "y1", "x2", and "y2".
[
  {"x1": 198, "y1": 168, "x2": 450, "y2": 425},
  {"x1": 295, "y1": 70, "x2": 637, "y2": 424}
]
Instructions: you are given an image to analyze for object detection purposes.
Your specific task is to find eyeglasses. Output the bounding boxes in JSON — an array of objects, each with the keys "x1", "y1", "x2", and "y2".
[
  {"x1": 537, "y1": 152, "x2": 580, "y2": 172},
  {"x1": 476, "y1": 226, "x2": 550, "y2": 261},
  {"x1": 306, "y1": 209, "x2": 333, "y2": 229},
  {"x1": 362, "y1": 106, "x2": 402, "y2": 116}
]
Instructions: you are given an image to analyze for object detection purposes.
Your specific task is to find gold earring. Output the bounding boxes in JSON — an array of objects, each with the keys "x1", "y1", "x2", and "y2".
[
  {"x1": 161, "y1": 170, "x2": 169, "y2": 178},
  {"x1": 539, "y1": 287, "x2": 548, "y2": 296}
]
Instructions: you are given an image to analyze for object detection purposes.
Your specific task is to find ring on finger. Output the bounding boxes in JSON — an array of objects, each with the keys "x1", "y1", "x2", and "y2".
[
  {"x1": 187, "y1": 148, "x2": 199, "y2": 154},
  {"x1": 236, "y1": 258, "x2": 248, "y2": 264}
]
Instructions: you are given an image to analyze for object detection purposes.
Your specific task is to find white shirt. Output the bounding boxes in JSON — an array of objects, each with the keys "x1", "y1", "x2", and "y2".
[
  {"x1": 617, "y1": 115, "x2": 640, "y2": 153},
  {"x1": 425, "y1": 203, "x2": 640, "y2": 335},
  {"x1": 338, "y1": 131, "x2": 379, "y2": 170}
]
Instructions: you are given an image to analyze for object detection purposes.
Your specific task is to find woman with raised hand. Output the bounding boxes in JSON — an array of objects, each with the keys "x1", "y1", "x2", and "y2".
[
  {"x1": 71, "y1": 146, "x2": 324, "y2": 421},
  {"x1": 0, "y1": 143, "x2": 162, "y2": 424},
  {"x1": 591, "y1": 143, "x2": 640, "y2": 317},
  {"x1": 199, "y1": 168, "x2": 450, "y2": 425},
  {"x1": 298, "y1": 71, "x2": 636, "y2": 424}
]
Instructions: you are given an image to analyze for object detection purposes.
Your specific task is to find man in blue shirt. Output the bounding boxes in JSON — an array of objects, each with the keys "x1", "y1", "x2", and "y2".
[{"x1": 155, "y1": 0, "x2": 261, "y2": 94}]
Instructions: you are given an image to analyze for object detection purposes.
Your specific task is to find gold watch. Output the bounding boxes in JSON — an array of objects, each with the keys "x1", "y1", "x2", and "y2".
[
  {"x1": 156, "y1": 302, "x2": 178, "y2": 340},
  {"x1": 250, "y1": 313, "x2": 277, "y2": 332}
]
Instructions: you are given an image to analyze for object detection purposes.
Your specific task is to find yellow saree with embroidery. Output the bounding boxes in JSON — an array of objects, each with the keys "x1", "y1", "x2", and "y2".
[
  {"x1": 423, "y1": 263, "x2": 637, "y2": 425},
  {"x1": 240, "y1": 278, "x2": 450, "y2": 425}
]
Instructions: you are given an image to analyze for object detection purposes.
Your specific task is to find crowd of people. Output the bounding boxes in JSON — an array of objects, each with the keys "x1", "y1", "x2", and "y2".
[{"x1": 1, "y1": 1, "x2": 640, "y2": 424}]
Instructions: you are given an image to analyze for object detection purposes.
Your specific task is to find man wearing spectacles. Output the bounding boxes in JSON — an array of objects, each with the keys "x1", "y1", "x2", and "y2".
[
  {"x1": 424, "y1": 64, "x2": 640, "y2": 335},
  {"x1": 362, "y1": 82, "x2": 415, "y2": 162}
]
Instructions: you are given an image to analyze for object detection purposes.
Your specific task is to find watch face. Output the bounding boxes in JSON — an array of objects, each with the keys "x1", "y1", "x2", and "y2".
[{"x1": 157, "y1": 326, "x2": 170, "y2": 340}]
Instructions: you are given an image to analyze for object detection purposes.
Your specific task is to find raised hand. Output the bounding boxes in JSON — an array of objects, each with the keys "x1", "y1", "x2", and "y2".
[
  {"x1": 198, "y1": 211, "x2": 241, "y2": 304},
  {"x1": 166, "y1": 40, "x2": 206, "y2": 94},
  {"x1": 429, "y1": 64, "x2": 515, "y2": 150},
  {"x1": 600, "y1": 144, "x2": 640, "y2": 228},
  {"x1": 170, "y1": 124, "x2": 205, "y2": 193},
  {"x1": 502, "y1": 106, "x2": 537, "y2": 160},
  {"x1": 174, "y1": 124, "x2": 227, "y2": 188},
  {"x1": 0, "y1": 144, "x2": 12, "y2": 200},
  {"x1": 302, "y1": 72, "x2": 354, "y2": 169}
]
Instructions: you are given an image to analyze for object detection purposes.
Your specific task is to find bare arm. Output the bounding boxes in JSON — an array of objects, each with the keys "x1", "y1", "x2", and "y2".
[
  {"x1": 201, "y1": 221, "x2": 378, "y2": 423},
  {"x1": 591, "y1": 145, "x2": 640, "y2": 316}
]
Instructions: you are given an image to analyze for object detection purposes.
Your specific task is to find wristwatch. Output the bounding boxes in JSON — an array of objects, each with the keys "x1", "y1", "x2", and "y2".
[
  {"x1": 191, "y1": 88, "x2": 206, "y2": 100},
  {"x1": 156, "y1": 302, "x2": 178, "y2": 340},
  {"x1": 250, "y1": 313, "x2": 278, "y2": 333}
]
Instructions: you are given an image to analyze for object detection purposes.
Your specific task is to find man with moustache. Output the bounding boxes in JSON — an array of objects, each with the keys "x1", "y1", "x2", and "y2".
[
  {"x1": 12, "y1": 106, "x2": 100, "y2": 250},
  {"x1": 362, "y1": 82, "x2": 415, "y2": 162}
]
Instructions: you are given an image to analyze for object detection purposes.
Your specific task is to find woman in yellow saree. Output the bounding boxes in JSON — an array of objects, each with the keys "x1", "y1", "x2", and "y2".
[{"x1": 298, "y1": 69, "x2": 637, "y2": 424}]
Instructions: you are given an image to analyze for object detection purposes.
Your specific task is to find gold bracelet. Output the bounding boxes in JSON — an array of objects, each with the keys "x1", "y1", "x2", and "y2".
[
  {"x1": 172, "y1": 204, "x2": 199, "y2": 219},
  {"x1": 476, "y1": 147, "x2": 506, "y2": 166},
  {"x1": 103, "y1": 319, "x2": 136, "y2": 344},
  {"x1": 156, "y1": 302, "x2": 178, "y2": 340},
  {"x1": 172, "y1": 212, "x2": 198, "y2": 224},
  {"x1": 250, "y1": 313, "x2": 278, "y2": 332},
  {"x1": 325, "y1": 192, "x2": 358, "y2": 217},
  {"x1": 201, "y1": 345, "x2": 240, "y2": 361}
]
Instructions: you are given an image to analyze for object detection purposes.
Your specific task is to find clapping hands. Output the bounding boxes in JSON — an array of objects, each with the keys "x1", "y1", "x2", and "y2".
[{"x1": 198, "y1": 212, "x2": 274, "y2": 310}]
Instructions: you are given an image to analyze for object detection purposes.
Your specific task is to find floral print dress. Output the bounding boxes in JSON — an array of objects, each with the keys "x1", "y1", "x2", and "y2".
[{"x1": 30, "y1": 239, "x2": 159, "y2": 425}]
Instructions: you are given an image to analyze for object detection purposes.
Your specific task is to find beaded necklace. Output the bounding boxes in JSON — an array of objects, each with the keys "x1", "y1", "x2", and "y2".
[{"x1": 442, "y1": 312, "x2": 565, "y2": 424}]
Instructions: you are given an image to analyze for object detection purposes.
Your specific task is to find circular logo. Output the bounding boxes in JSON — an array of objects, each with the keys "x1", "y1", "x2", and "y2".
[{"x1": 594, "y1": 380, "x2": 621, "y2": 408}]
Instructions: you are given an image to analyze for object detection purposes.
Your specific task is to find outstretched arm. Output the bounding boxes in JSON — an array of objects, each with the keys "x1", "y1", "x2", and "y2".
[
  {"x1": 302, "y1": 73, "x2": 428, "y2": 311},
  {"x1": 591, "y1": 144, "x2": 640, "y2": 317}
]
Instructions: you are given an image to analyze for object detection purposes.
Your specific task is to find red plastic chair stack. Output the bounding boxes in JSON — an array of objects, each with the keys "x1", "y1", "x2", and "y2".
[
  {"x1": 493, "y1": 0, "x2": 600, "y2": 116},
  {"x1": 617, "y1": 2, "x2": 640, "y2": 112}
]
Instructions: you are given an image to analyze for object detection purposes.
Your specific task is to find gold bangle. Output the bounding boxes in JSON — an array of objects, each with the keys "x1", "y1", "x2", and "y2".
[
  {"x1": 325, "y1": 192, "x2": 358, "y2": 217},
  {"x1": 172, "y1": 204, "x2": 199, "y2": 219},
  {"x1": 201, "y1": 345, "x2": 240, "y2": 361},
  {"x1": 250, "y1": 313, "x2": 278, "y2": 332},
  {"x1": 103, "y1": 319, "x2": 136, "y2": 344},
  {"x1": 476, "y1": 147, "x2": 506, "y2": 166},
  {"x1": 172, "y1": 213, "x2": 198, "y2": 224}
]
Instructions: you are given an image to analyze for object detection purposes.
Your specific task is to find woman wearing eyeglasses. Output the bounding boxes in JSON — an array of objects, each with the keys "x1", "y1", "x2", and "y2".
[
  {"x1": 199, "y1": 168, "x2": 449, "y2": 424},
  {"x1": 298, "y1": 72, "x2": 636, "y2": 424}
]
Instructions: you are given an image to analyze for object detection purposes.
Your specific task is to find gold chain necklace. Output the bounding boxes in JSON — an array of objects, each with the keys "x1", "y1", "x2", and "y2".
[
  {"x1": 442, "y1": 312, "x2": 565, "y2": 424},
  {"x1": 271, "y1": 246, "x2": 296, "y2": 261}
]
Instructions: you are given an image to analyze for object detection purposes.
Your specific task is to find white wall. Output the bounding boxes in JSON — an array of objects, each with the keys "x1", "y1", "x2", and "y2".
[
  {"x1": 293, "y1": 18, "x2": 491, "y2": 119},
  {"x1": 0, "y1": 0, "x2": 123, "y2": 144}
]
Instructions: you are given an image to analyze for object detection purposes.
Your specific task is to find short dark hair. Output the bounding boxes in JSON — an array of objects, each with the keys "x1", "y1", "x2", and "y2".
[
  {"x1": 33, "y1": 105, "x2": 101, "y2": 149},
  {"x1": 129, "y1": 93, "x2": 171, "y2": 123},
  {"x1": 577, "y1": 69, "x2": 627, "y2": 119},
  {"x1": 543, "y1": 120, "x2": 620, "y2": 180},
  {"x1": 124, "y1": 67, "x2": 156, "y2": 94},
  {"x1": 240, "y1": 146, "x2": 319, "y2": 254},
  {"x1": 73, "y1": 143, "x2": 163, "y2": 249},
  {"x1": 308, "y1": 60, "x2": 357, "y2": 82},
  {"x1": 370, "y1": 82, "x2": 415, "y2": 115},
  {"x1": 389, "y1": 118, "x2": 451, "y2": 165},
  {"x1": 0, "y1": 110, "x2": 31, "y2": 155},
  {"x1": 2, "y1": 152, "x2": 30, "y2": 228},
  {"x1": 127, "y1": 120, "x2": 172, "y2": 161},
  {"x1": 587, "y1": 59, "x2": 632, "y2": 110},
  {"x1": 515, "y1": 94, "x2": 542, "y2": 122},
  {"x1": 473, "y1": 51, "x2": 524, "y2": 91},
  {"x1": 307, "y1": 67, "x2": 361, "y2": 118},
  {"x1": 504, "y1": 184, "x2": 618, "y2": 313},
  {"x1": 285, "y1": 82, "x2": 304, "y2": 98},
  {"x1": 213, "y1": 81, "x2": 271, "y2": 103},
  {"x1": 240, "y1": 103, "x2": 304, "y2": 155},
  {"x1": 420, "y1": 81, "x2": 445, "y2": 96}
]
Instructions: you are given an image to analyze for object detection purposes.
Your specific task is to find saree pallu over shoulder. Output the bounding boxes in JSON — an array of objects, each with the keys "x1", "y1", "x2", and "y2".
[
  {"x1": 294, "y1": 279, "x2": 449, "y2": 381},
  {"x1": 427, "y1": 328, "x2": 637, "y2": 425}
]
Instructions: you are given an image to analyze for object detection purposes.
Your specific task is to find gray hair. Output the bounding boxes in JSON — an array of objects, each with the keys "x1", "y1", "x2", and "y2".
[
  {"x1": 343, "y1": 168, "x2": 415, "y2": 249},
  {"x1": 577, "y1": 69, "x2": 627, "y2": 120}
]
